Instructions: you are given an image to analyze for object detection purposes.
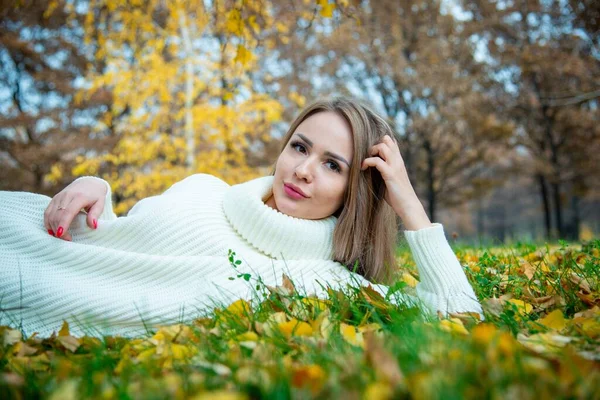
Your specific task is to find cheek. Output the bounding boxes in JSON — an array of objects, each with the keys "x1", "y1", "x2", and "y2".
[{"x1": 320, "y1": 177, "x2": 348, "y2": 204}]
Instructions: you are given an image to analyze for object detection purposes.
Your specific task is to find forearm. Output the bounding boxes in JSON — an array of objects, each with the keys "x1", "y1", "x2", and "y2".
[
  {"x1": 403, "y1": 223, "x2": 484, "y2": 319},
  {"x1": 390, "y1": 190, "x2": 433, "y2": 231}
]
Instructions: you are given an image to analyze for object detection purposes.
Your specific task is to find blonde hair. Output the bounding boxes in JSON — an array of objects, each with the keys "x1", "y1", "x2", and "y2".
[{"x1": 273, "y1": 97, "x2": 400, "y2": 285}]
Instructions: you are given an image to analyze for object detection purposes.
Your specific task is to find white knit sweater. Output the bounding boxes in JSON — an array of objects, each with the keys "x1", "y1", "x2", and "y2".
[{"x1": 0, "y1": 174, "x2": 483, "y2": 338}]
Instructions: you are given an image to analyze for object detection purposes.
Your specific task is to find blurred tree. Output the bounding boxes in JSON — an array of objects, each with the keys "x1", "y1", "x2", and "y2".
[
  {"x1": 569, "y1": 0, "x2": 600, "y2": 47},
  {"x1": 462, "y1": 0, "x2": 600, "y2": 240},
  {"x1": 262, "y1": 0, "x2": 515, "y2": 222},
  {"x1": 0, "y1": 0, "x2": 115, "y2": 195},
  {"x1": 71, "y1": 0, "x2": 289, "y2": 214}
]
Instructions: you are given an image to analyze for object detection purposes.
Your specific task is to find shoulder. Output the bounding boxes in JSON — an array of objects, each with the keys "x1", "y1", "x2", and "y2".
[
  {"x1": 164, "y1": 173, "x2": 230, "y2": 195},
  {"x1": 180, "y1": 173, "x2": 229, "y2": 187}
]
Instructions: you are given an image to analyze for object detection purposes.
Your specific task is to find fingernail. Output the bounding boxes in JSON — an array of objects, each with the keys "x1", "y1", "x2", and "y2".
[
  {"x1": 48, "y1": 229, "x2": 54, "y2": 236},
  {"x1": 93, "y1": 219, "x2": 98, "y2": 229},
  {"x1": 57, "y1": 226, "x2": 64, "y2": 238}
]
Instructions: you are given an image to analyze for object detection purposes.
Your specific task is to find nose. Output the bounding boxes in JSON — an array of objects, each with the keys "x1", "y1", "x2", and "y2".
[{"x1": 294, "y1": 157, "x2": 315, "y2": 182}]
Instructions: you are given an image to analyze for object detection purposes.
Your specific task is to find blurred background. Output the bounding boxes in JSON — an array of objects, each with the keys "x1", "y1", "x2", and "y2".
[{"x1": 1, "y1": 0, "x2": 598, "y2": 245}]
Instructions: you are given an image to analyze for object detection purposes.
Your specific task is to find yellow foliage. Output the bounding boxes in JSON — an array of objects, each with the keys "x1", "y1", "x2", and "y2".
[
  {"x1": 471, "y1": 323, "x2": 498, "y2": 345},
  {"x1": 401, "y1": 272, "x2": 419, "y2": 288},
  {"x1": 44, "y1": 163, "x2": 64, "y2": 185},
  {"x1": 225, "y1": 9, "x2": 243, "y2": 36},
  {"x1": 190, "y1": 390, "x2": 248, "y2": 400},
  {"x1": 538, "y1": 309, "x2": 567, "y2": 331},
  {"x1": 291, "y1": 364, "x2": 326, "y2": 394},
  {"x1": 340, "y1": 322, "x2": 362, "y2": 346},
  {"x1": 226, "y1": 299, "x2": 252, "y2": 317},
  {"x1": 507, "y1": 299, "x2": 534, "y2": 320},
  {"x1": 317, "y1": 0, "x2": 336, "y2": 18},
  {"x1": 439, "y1": 318, "x2": 469, "y2": 336},
  {"x1": 278, "y1": 319, "x2": 313, "y2": 337},
  {"x1": 363, "y1": 381, "x2": 394, "y2": 400},
  {"x1": 289, "y1": 91, "x2": 306, "y2": 107}
]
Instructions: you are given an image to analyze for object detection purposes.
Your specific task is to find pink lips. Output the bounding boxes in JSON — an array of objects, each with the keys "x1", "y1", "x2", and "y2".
[{"x1": 284, "y1": 183, "x2": 307, "y2": 199}]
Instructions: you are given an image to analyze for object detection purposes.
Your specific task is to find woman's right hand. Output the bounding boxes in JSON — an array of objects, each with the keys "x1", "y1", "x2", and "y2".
[{"x1": 44, "y1": 177, "x2": 108, "y2": 241}]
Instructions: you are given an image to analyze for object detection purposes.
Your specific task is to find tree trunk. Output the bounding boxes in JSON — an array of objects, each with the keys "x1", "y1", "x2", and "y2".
[
  {"x1": 537, "y1": 173, "x2": 552, "y2": 240},
  {"x1": 179, "y1": 13, "x2": 195, "y2": 173},
  {"x1": 498, "y1": 204, "x2": 506, "y2": 244},
  {"x1": 550, "y1": 180, "x2": 564, "y2": 240},
  {"x1": 568, "y1": 194, "x2": 581, "y2": 241}
]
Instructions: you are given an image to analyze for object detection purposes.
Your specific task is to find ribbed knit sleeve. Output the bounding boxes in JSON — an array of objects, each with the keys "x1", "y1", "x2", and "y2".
[
  {"x1": 403, "y1": 223, "x2": 484, "y2": 320},
  {"x1": 73, "y1": 176, "x2": 117, "y2": 220}
]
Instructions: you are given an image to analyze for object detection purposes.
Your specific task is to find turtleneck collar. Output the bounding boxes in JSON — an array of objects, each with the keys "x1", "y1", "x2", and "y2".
[{"x1": 222, "y1": 176, "x2": 337, "y2": 260}]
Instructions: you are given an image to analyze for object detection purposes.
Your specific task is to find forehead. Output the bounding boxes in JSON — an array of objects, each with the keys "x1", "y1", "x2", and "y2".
[{"x1": 294, "y1": 111, "x2": 353, "y2": 159}]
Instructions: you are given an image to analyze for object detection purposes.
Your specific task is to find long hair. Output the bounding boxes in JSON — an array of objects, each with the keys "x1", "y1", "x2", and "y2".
[{"x1": 272, "y1": 97, "x2": 401, "y2": 285}]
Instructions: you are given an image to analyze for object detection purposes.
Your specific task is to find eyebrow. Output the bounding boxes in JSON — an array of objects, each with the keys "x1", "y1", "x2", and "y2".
[{"x1": 295, "y1": 133, "x2": 351, "y2": 167}]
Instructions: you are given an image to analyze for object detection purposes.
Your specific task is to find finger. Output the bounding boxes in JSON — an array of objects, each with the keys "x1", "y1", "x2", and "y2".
[
  {"x1": 44, "y1": 198, "x2": 59, "y2": 235},
  {"x1": 382, "y1": 135, "x2": 405, "y2": 164},
  {"x1": 49, "y1": 195, "x2": 72, "y2": 236},
  {"x1": 44, "y1": 210, "x2": 55, "y2": 236},
  {"x1": 62, "y1": 232, "x2": 73, "y2": 241},
  {"x1": 370, "y1": 142, "x2": 393, "y2": 162},
  {"x1": 55, "y1": 195, "x2": 88, "y2": 238},
  {"x1": 361, "y1": 156, "x2": 390, "y2": 175},
  {"x1": 382, "y1": 134, "x2": 398, "y2": 146},
  {"x1": 86, "y1": 197, "x2": 105, "y2": 229}
]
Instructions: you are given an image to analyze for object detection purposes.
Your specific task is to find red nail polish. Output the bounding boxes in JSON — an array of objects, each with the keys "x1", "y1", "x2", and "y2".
[
  {"x1": 93, "y1": 219, "x2": 98, "y2": 229},
  {"x1": 57, "y1": 226, "x2": 64, "y2": 238},
  {"x1": 48, "y1": 229, "x2": 54, "y2": 236}
]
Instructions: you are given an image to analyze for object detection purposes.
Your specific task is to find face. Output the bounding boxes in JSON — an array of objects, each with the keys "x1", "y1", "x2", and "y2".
[{"x1": 264, "y1": 111, "x2": 354, "y2": 220}]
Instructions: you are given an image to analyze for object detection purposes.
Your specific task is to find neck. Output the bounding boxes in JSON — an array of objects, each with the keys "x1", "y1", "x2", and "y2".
[
  {"x1": 222, "y1": 175, "x2": 337, "y2": 260},
  {"x1": 264, "y1": 193, "x2": 278, "y2": 211}
]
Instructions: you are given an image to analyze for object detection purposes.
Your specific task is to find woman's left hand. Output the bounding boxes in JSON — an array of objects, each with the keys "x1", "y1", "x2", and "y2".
[{"x1": 361, "y1": 135, "x2": 433, "y2": 230}]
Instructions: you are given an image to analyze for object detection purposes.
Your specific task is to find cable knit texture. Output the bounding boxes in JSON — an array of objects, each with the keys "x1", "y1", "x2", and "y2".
[{"x1": 0, "y1": 174, "x2": 483, "y2": 338}]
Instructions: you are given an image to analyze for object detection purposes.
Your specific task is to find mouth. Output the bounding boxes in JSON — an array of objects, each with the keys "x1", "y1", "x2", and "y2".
[{"x1": 283, "y1": 183, "x2": 308, "y2": 199}]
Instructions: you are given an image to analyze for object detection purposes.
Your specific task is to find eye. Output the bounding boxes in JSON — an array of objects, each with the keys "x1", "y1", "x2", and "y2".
[
  {"x1": 326, "y1": 160, "x2": 341, "y2": 173},
  {"x1": 290, "y1": 141, "x2": 307, "y2": 154}
]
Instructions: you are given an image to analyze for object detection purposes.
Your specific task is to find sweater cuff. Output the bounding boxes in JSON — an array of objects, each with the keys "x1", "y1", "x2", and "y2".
[
  {"x1": 73, "y1": 176, "x2": 117, "y2": 220},
  {"x1": 403, "y1": 223, "x2": 484, "y2": 319}
]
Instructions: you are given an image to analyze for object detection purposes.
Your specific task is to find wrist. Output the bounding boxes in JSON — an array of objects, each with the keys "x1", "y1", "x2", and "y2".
[{"x1": 393, "y1": 196, "x2": 432, "y2": 231}]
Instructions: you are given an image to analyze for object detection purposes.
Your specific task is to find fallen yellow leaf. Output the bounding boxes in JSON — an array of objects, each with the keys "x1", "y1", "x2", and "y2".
[
  {"x1": 278, "y1": 319, "x2": 313, "y2": 337},
  {"x1": 401, "y1": 272, "x2": 419, "y2": 288},
  {"x1": 439, "y1": 318, "x2": 469, "y2": 336},
  {"x1": 363, "y1": 381, "x2": 394, "y2": 400},
  {"x1": 538, "y1": 309, "x2": 567, "y2": 331},
  {"x1": 226, "y1": 299, "x2": 252, "y2": 317},
  {"x1": 292, "y1": 364, "x2": 326, "y2": 394}
]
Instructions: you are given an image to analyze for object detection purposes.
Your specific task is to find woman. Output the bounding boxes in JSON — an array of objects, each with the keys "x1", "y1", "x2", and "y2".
[{"x1": 0, "y1": 97, "x2": 484, "y2": 339}]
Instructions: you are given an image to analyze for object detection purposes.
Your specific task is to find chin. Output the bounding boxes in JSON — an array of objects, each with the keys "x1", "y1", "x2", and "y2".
[{"x1": 275, "y1": 196, "x2": 304, "y2": 218}]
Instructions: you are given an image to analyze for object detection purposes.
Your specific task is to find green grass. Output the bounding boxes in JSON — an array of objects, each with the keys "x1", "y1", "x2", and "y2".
[{"x1": 1, "y1": 240, "x2": 599, "y2": 399}]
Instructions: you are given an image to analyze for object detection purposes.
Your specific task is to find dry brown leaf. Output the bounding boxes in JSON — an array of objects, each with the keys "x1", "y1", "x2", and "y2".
[
  {"x1": 448, "y1": 311, "x2": 483, "y2": 325},
  {"x1": 569, "y1": 272, "x2": 593, "y2": 294},
  {"x1": 481, "y1": 297, "x2": 504, "y2": 318},
  {"x1": 363, "y1": 330, "x2": 405, "y2": 385},
  {"x1": 574, "y1": 305, "x2": 600, "y2": 319},
  {"x1": 12, "y1": 341, "x2": 38, "y2": 357},
  {"x1": 0, "y1": 372, "x2": 24, "y2": 386},
  {"x1": 517, "y1": 333, "x2": 575, "y2": 355},
  {"x1": 3, "y1": 329, "x2": 22, "y2": 346},
  {"x1": 500, "y1": 293, "x2": 514, "y2": 301},
  {"x1": 525, "y1": 294, "x2": 552, "y2": 304},
  {"x1": 521, "y1": 261, "x2": 536, "y2": 280},
  {"x1": 576, "y1": 291, "x2": 600, "y2": 307},
  {"x1": 282, "y1": 273, "x2": 296, "y2": 294}
]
